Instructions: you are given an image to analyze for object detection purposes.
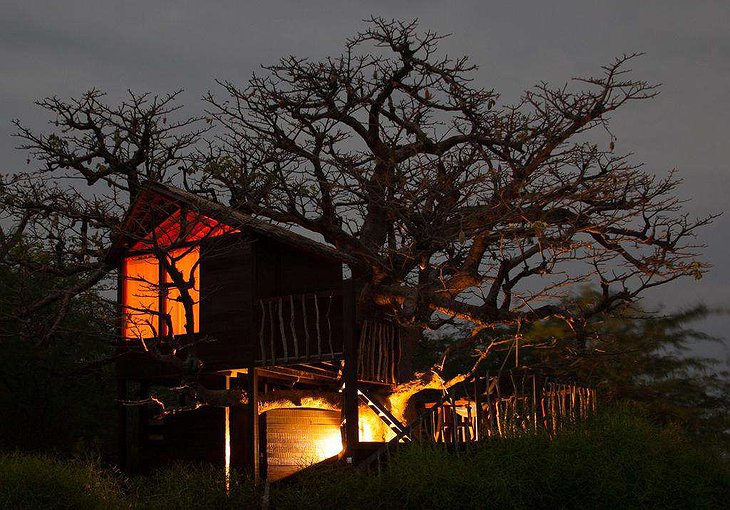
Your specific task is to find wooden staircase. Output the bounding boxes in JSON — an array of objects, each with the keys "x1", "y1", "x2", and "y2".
[{"x1": 357, "y1": 387, "x2": 411, "y2": 442}]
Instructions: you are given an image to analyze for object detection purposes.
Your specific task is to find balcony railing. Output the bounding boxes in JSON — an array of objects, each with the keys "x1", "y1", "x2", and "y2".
[{"x1": 255, "y1": 290, "x2": 344, "y2": 365}]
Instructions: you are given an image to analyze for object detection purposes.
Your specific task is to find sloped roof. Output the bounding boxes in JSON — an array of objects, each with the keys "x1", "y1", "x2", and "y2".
[{"x1": 107, "y1": 181, "x2": 354, "y2": 264}]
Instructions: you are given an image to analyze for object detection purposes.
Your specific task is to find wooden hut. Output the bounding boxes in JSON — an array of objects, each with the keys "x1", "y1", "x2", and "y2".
[{"x1": 110, "y1": 182, "x2": 406, "y2": 481}]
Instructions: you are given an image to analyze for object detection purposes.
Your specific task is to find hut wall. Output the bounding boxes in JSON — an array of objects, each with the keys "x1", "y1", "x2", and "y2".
[
  {"x1": 261, "y1": 408, "x2": 342, "y2": 481},
  {"x1": 120, "y1": 375, "x2": 228, "y2": 473},
  {"x1": 198, "y1": 234, "x2": 255, "y2": 370},
  {"x1": 253, "y1": 237, "x2": 342, "y2": 298}
]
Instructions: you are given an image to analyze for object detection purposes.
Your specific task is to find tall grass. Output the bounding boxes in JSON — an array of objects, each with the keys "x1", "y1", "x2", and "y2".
[
  {"x1": 0, "y1": 454, "x2": 258, "y2": 509},
  {"x1": 271, "y1": 407, "x2": 730, "y2": 510},
  {"x1": 133, "y1": 464, "x2": 256, "y2": 510},
  {"x1": 1, "y1": 407, "x2": 727, "y2": 509},
  {"x1": 0, "y1": 452, "x2": 125, "y2": 509}
]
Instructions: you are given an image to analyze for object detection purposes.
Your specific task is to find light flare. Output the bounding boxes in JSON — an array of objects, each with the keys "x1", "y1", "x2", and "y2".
[{"x1": 224, "y1": 376, "x2": 231, "y2": 494}]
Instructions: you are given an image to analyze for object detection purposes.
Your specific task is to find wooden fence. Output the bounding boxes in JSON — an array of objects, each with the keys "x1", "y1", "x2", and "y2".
[
  {"x1": 415, "y1": 370, "x2": 597, "y2": 444},
  {"x1": 359, "y1": 369, "x2": 597, "y2": 470}
]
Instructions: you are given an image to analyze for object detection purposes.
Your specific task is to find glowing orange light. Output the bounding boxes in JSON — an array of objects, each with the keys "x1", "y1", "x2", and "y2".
[
  {"x1": 313, "y1": 429, "x2": 344, "y2": 459},
  {"x1": 121, "y1": 247, "x2": 201, "y2": 339},
  {"x1": 224, "y1": 376, "x2": 231, "y2": 494},
  {"x1": 165, "y1": 247, "x2": 200, "y2": 336},
  {"x1": 122, "y1": 255, "x2": 160, "y2": 339}
]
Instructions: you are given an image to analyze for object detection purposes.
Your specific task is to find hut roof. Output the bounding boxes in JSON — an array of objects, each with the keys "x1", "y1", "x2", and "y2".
[{"x1": 107, "y1": 181, "x2": 355, "y2": 264}]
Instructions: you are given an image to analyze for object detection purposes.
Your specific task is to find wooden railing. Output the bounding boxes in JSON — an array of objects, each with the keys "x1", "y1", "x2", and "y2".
[
  {"x1": 255, "y1": 296, "x2": 401, "y2": 386},
  {"x1": 475, "y1": 371, "x2": 597, "y2": 439},
  {"x1": 255, "y1": 290, "x2": 344, "y2": 365},
  {"x1": 358, "y1": 369, "x2": 597, "y2": 470},
  {"x1": 357, "y1": 320, "x2": 401, "y2": 384}
]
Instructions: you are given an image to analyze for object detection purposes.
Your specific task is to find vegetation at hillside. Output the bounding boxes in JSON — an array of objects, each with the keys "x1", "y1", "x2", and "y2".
[
  {"x1": 271, "y1": 407, "x2": 729, "y2": 510},
  {"x1": 1, "y1": 408, "x2": 727, "y2": 509}
]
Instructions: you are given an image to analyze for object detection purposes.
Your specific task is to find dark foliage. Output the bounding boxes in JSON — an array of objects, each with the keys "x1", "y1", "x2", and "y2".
[
  {"x1": 420, "y1": 289, "x2": 729, "y2": 448},
  {"x1": 0, "y1": 264, "x2": 117, "y2": 455},
  {"x1": 271, "y1": 407, "x2": 730, "y2": 510}
]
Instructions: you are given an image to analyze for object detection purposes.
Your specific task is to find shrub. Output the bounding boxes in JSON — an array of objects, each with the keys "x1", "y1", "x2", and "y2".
[{"x1": 3, "y1": 408, "x2": 727, "y2": 509}]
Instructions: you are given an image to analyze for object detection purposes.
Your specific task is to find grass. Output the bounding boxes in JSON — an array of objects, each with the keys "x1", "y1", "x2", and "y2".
[
  {"x1": 0, "y1": 452, "x2": 125, "y2": 509},
  {"x1": 1, "y1": 407, "x2": 728, "y2": 509},
  {"x1": 132, "y1": 464, "x2": 256, "y2": 510},
  {"x1": 0, "y1": 454, "x2": 258, "y2": 509},
  {"x1": 270, "y1": 407, "x2": 730, "y2": 510}
]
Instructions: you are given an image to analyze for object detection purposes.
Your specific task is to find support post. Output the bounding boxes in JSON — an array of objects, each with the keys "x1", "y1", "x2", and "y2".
[
  {"x1": 117, "y1": 377, "x2": 129, "y2": 471},
  {"x1": 224, "y1": 375, "x2": 231, "y2": 493},
  {"x1": 121, "y1": 379, "x2": 144, "y2": 473},
  {"x1": 342, "y1": 279, "x2": 359, "y2": 460},
  {"x1": 247, "y1": 366, "x2": 260, "y2": 482}
]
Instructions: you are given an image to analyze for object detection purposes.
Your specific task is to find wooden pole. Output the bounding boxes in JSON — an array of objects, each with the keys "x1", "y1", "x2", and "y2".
[
  {"x1": 302, "y1": 294, "x2": 310, "y2": 359},
  {"x1": 290, "y1": 294, "x2": 299, "y2": 359},
  {"x1": 327, "y1": 293, "x2": 334, "y2": 357},
  {"x1": 341, "y1": 279, "x2": 359, "y2": 460},
  {"x1": 277, "y1": 298, "x2": 288, "y2": 362},
  {"x1": 259, "y1": 301, "x2": 267, "y2": 364},
  {"x1": 247, "y1": 367, "x2": 260, "y2": 483},
  {"x1": 314, "y1": 294, "x2": 322, "y2": 357},
  {"x1": 267, "y1": 302, "x2": 275, "y2": 363},
  {"x1": 224, "y1": 375, "x2": 231, "y2": 494}
]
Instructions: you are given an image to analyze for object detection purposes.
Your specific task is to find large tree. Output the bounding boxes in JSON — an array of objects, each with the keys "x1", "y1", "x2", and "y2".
[
  {"x1": 0, "y1": 18, "x2": 715, "y2": 407},
  {"x1": 203, "y1": 18, "x2": 713, "y2": 362}
]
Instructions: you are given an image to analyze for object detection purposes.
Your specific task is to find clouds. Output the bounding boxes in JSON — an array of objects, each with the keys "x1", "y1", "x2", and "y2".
[{"x1": 1, "y1": 0, "x2": 727, "y2": 354}]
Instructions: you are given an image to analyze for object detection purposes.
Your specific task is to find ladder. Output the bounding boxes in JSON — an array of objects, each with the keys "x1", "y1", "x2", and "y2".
[{"x1": 357, "y1": 387, "x2": 412, "y2": 443}]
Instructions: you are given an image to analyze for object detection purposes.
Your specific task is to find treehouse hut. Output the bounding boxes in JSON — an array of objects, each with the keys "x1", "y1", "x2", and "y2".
[{"x1": 110, "y1": 182, "x2": 409, "y2": 481}]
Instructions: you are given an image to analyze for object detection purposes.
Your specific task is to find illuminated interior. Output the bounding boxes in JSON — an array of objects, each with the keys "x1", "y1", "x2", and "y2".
[
  {"x1": 122, "y1": 255, "x2": 161, "y2": 339},
  {"x1": 165, "y1": 247, "x2": 200, "y2": 336},
  {"x1": 121, "y1": 247, "x2": 200, "y2": 339},
  {"x1": 121, "y1": 208, "x2": 235, "y2": 339}
]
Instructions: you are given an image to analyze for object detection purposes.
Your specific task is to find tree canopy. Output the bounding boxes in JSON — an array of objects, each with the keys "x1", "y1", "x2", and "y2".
[{"x1": 0, "y1": 17, "x2": 716, "y2": 384}]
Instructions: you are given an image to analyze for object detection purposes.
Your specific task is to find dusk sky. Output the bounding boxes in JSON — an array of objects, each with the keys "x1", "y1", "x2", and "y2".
[{"x1": 1, "y1": 1, "x2": 728, "y2": 362}]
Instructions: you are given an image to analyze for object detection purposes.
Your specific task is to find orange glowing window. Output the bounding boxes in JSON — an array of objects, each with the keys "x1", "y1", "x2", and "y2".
[
  {"x1": 122, "y1": 247, "x2": 201, "y2": 339},
  {"x1": 165, "y1": 247, "x2": 200, "y2": 336},
  {"x1": 122, "y1": 255, "x2": 160, "y2": 340}
]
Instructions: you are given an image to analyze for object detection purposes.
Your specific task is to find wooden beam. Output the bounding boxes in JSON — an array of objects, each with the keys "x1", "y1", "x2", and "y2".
[
  {"x1": 257, "y1": 366, "x2": 336, "y2": 382},
  {"x1": 247, "y1": 366, "x2": 260, "y2": 483},
  {"x1": 224, "y1": 375, "x2": 231, "y2": 493},
  {"x1": 341, "y1": 279, "x2": 359, "y2": 459}
]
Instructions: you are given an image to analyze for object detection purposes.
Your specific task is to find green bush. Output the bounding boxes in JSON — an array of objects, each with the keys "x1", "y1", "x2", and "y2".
[
  {"x1": 0, "y1": 452, "x2": 125, "y2": 509},
  {"x1": 271, "y1": 407, "x2": 730, "y2": 510},
  {"x1": 0, "y1": 266, "x2": 117, "y2": 457}
]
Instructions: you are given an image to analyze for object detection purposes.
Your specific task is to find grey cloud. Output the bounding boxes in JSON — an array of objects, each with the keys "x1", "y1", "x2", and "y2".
[{"x1": 1, "y1": 0, "x2": 727, "y2": 360}]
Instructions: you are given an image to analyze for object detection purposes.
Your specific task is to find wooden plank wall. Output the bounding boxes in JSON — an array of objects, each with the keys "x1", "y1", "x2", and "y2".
[
  {"x1": 199, "y1": 234, "x2": 255, "y2": 369},
  {"x1": 262, "y1": 408, "x2": 342, "y2": 481},
  {"x1": 255, "y1": 238, "x2": 343, "y2": 297}
]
